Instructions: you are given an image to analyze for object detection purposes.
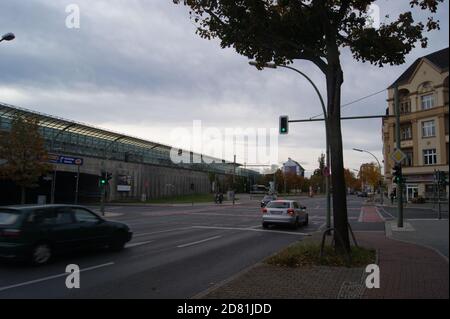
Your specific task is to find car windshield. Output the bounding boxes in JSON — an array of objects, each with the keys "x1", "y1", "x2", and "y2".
[
  {"x1": 263, "y1": 196, "x2": 275, "y2": 200},
  {"x1": 0, "y1": 210, "x2": 21, "y2": 226},
  {"x1": 266, "y1": 202, "x2": 290, "y2": 209}
]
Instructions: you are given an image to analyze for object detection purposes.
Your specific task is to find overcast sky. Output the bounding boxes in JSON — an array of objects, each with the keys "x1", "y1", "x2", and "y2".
[{"x1": 0, "y1": 0, "x2": 448, "y2": 176}]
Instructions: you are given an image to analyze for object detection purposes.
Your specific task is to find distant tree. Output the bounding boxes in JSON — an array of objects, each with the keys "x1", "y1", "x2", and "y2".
[
  {"x1": 359, "y1": 162, "x2": 381, "y2": 191},
  {"x1": 0, "y1": 116, "x2": 51, "y2": 204},
  {"x1": 175, "y1": 0, "x2": 443, "y2": 253},
  {"x1": 344, "y1": 168, "x2": 360, "y2": 192}
]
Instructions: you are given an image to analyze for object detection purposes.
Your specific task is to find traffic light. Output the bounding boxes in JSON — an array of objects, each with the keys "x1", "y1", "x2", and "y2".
[
  {"x1": 100, "y1": 171, "x2": 107, "y2": 185},
  {"x1": 100, "y1": 171, "x2": 113, "y2": 186},
  {"x1": 437, "y1": 171, "x2": 448, "y2": 186},
  {"x1": 392, "y1": 164, "x2": 403, "y2": 184},
  {"x1": 279, "y1": 116, "x2": 289, "y2": 135}
]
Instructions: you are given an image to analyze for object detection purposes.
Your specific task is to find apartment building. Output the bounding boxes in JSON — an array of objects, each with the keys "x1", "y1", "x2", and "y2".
[{"x1": 382, "y1": 47, "x2": 449, "y2": 201}]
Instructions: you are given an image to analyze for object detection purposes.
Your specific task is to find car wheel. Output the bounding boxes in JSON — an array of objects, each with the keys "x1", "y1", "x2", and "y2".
[
  {"x1": 109, "y1": 232, "x2": 127, "y2": 251},
  {"x1": 303, "y1": 214, "x2": 309, "y2": 226},
  {"x1": 262, "y1": 222, "x2": 269, "y2": 229},
  {"x1": 31, "y1": 243, "x2": 52, "y2": 265}
]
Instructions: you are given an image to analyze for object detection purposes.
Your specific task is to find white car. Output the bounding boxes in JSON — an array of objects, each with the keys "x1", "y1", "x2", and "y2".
[{"x1": 261, "y1": 200, "x2": 308, "y2": 229}]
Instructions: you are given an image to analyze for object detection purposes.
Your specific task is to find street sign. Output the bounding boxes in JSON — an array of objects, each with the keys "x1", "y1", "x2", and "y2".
[
  {"x1": 48, "y1": 154, "x2": 83, "y2": 166},
  {"x1": 391, "y1": 149, "x2": 406, "y2": 164}
]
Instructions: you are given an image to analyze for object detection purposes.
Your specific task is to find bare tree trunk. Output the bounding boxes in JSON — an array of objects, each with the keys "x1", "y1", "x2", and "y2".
[
  {"x1": 326, "y1": 57, "x2": 351, "y2": 254},
  {"x1": 21, "y1": 186, "x2": 26, "y2": 204}
]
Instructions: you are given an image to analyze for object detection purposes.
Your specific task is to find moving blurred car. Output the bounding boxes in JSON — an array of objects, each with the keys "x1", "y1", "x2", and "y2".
[
  {"x1": 0, "y1": 205, "x2": 132, "y2": 265},
  {"x1": 261, "y1": 200, "x2": 308, "y2": 229},
  {"x1": 357, "y1": 191, "x2": 368, "y2": 197},
  {"x1": 260, "y1": 194, "x2": 277, "y2": 207}
]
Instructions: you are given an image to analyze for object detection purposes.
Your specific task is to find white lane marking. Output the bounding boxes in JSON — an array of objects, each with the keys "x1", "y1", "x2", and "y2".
[
  {"x1": 377, "y1": 206, "x2": 394, "y2": 219},
  {"x1": 191, "y1": 226, "x2": 311, "y2": 236},
  {"x1": 358, "y1": 207, "x2": 364, "y2": 222},
  {"x1": 177, "y1": 236, "x2": 222, "y2": 248},
  {"x1": 125, "y1": 241, "x2": 153, "y2": 248},
  {"x1": 0, "y1": 262, "x2": 114, "y2": 292},
  {"x1": 375, "y1": 207, "x2": 386, "y2": 221},
  {"x1": 133, "y1": 227, "x2": 193, "y2": 238}
]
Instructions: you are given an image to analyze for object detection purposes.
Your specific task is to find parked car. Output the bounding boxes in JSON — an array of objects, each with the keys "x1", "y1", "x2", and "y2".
[
  {"x1": 357, "y1": 191, "x2": 368, "y2": 197},
  {"x1": 260, "y1": 194, "x2": 277, "y2": 208},
  {"x1": 261, "y1": 200, "x2": 308, "y2": 229},
  {"x1": 0, "y1": 205, "x2": 132, "y2": 265}
]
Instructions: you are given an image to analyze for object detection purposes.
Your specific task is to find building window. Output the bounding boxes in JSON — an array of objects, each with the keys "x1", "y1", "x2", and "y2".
[
  {"x1": 423, "y1": 149, "x2": 437, "y2": 165},
  {"x1": 401, "y1": 126, "x2": 412, "y2": 140},
  {"x1": 422, "y1": 120, "x2": 436, "y2": 138},
  {"x1": 400, "y1": 100, "x2": 411, "y2": 114},
  {"x1": 402, "y1": 149, "x2": 413, "y2": 167},
  {"x1": 421, "y1": 94, "x2": 435, "y2": 110}
]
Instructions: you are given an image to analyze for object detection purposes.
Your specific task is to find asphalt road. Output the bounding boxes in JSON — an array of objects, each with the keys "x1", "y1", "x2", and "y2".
[{"x1": 0, "y1": 195, "x2": 433, "y2": 299}]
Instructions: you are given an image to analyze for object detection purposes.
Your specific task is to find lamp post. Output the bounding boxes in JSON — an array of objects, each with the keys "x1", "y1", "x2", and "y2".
[
  {"x1": 353, "y1": 148, "x2": 384, "y2": 204},
  {"x1": 0, "y1": 33, "x2": 15, "y2": 43},
  {"x1": 249, "y1": 61, "x2": 331, "y2": 229}
]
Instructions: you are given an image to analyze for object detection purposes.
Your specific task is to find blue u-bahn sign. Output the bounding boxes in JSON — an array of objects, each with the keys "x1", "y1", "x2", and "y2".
[{"x1": 48, "y1": 154, "x2": 83, "y2": 166}]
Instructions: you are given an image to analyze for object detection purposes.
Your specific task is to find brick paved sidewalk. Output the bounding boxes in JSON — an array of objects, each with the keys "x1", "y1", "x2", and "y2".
[
  {"x1": 196, "y1": 232, "x2": 449, "y2": 299},
  {"x1": 358, "y1": 232, "x2": 449, "y2": 299}
]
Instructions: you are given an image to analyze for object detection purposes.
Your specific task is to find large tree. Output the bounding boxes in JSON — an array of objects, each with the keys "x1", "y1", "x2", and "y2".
[
  {"x1": 175, "y1": 0, "x2": 442, "y2": 252},
  {"x1": 0, "y1": 115, "x2": 51, "y2": 204}
]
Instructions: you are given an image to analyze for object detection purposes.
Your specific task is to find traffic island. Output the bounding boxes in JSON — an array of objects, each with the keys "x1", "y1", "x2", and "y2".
[
  {"x1": 195, "y1": 234, "x2": 377, "y2": 299},
  {"x1": 195, "y1": 230, "x2": 449, "y2": 299}
]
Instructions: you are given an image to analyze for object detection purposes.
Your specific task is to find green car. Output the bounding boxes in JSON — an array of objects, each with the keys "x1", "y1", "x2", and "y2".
[{"x1": 0, "y1": 205, "x2": 132, "y2": 265}]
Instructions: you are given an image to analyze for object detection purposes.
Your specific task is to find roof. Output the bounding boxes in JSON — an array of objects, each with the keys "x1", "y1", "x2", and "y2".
[
  {"x1": 0, "y1": 102, "x2": 240, "y2": 167},
  {"x1": 389, "y1": 47, "x2": 449, "y2": 89},
  {"x1": 283, "y1": 158, "x2": 305, "y2": 171}
]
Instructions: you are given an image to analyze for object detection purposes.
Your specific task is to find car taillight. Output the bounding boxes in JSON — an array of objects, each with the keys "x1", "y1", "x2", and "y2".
[
  {"x1": 262, "y1": 208, "x2": 267, "y2": 214},
  {"x1": 1, "y1": 229, "x2": 21, "y2": 238},
  {"x1": 287, "y1": 209, "x2": 295, "y2": 216}
]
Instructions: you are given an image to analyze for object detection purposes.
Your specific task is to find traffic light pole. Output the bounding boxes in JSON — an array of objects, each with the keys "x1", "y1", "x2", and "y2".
[
  {"x1": 280, "y1": 66, "x2": 331, "y2": 231},
  {"x1": 394, "y1": 86, "x2": 404, "y2": 228}
]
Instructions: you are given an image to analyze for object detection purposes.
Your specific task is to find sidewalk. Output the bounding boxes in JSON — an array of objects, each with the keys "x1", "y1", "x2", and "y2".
[
  {"x1": 385, "y1": 219, "x2": 449, "y2": 259},
  {"x1": 197, "y1": 230, "x2": 449, "y2": 299},
  {"x1": 379, "y1": 201, "x2": 449, "y2": 211}
]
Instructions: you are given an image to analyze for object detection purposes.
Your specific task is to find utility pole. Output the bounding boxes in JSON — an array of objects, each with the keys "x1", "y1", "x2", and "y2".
[
  {"x1": 249, "y1": 61, "x2": 331, "y2": 230},
  {"x1": 394, "y1": 85, "x2": 404, "y2": 228},
  {"x1": 232, "y1": 155, "x2": 236, "y2": 205},
  {"x1": 74, "y1": 165, "x2": 80, "y2": 205}
]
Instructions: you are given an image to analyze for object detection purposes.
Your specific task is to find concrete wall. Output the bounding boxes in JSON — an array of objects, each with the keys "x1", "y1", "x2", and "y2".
[{"x1": 54, "y1": 155, "x2": 215, "y2": 201}]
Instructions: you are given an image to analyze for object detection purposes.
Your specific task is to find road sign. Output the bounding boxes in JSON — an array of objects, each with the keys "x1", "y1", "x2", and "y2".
[
  {"x1": 48, "y1": 154, "x2": 83, "y2": 166},
  {"x1": 391, "y1": 149, "x2": 406, "y2": 164}
]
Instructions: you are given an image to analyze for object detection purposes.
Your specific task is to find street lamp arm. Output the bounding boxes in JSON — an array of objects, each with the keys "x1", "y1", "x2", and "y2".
[
  {"x1": 278, "y1": 65, "x2": 327, "y2": 119},
  {"x1": 365, "y1": 150, "x2": 382, "y2": 170}
]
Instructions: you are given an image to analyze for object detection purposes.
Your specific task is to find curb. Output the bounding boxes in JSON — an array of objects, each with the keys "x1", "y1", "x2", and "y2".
[{"x1": 383, "y1": 221, "x2": 449, "y2": 264}]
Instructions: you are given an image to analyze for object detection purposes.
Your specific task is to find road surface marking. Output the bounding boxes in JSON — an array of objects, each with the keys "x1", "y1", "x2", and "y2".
[
  {"x1": 377, "y1": 206, "x2": 394, "y2": 219},
  {"x1": 0, "y1": 262, "x2": 114, "y2": 292},
  {"x1": 191, "y1": 226, "x2": 311, "y2": 236},
  {"x1": 177, "y1": 235, "x2": 222, "y2": 248},
  {"x1": 133, "y1": 227, "x2": 193, "y2": 238},
  {"x1": 125, "y1": 241, "x2": 153, "y2": 248},
  {"x1": 358, "y1": 208, "x2": 364, "y2": 222},
  {"x1": 375, "y1": 207, "x2": 386, "y2": 221}
]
